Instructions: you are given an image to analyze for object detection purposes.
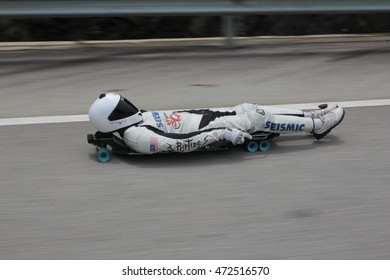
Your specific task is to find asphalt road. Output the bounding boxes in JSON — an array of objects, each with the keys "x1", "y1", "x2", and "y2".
[{"x1": 0, "y1": 37, "x2": 389, "y2": 259}]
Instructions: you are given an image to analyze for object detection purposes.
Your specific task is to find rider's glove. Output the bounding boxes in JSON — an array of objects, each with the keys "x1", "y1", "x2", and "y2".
[{"x1": 223, "y1": 128, "x2": 252, "y2": 145}]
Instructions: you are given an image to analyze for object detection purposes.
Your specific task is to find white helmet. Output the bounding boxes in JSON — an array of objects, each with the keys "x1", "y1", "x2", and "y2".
[{"x1": 88, "y1": 93, "x2": 143, "y2": 133}]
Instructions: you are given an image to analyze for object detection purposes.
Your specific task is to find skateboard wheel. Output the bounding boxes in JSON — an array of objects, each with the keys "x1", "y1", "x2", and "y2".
[
  {"x1": 258, "y1": 140, "x2": 271, "y2": 152},
  {"x1": 246, "y1": 140, "x2": 259, "y2": 153},
  {"x1": 97, "y1": 148, "x2": 111, "y2": 163}
]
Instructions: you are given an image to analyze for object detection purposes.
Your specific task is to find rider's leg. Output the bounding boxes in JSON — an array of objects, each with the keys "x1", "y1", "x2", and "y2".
[
  {"x1": 205, "y1": 108, "x2": 314, "y2": 134},
  {"x1": 233, "y1": 103, "x2": 305, "y2": 116},
  {"x1": 206, "y1": 104, "x2": 344, "y2": 137},
  {"x1": 233, "y1": 103, "x2": 338, "y2": 119}
]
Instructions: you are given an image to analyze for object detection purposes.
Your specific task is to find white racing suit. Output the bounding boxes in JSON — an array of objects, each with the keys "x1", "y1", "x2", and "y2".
[{"x1": 123, "y1": 103, "x2": 314, "y2": 154}]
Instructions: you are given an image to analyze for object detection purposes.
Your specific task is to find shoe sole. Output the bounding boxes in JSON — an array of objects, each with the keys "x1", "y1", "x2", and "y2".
[
  {"x1": 318, "y1": 103, "x2": 338, "y2": 110},
  {"x1": 313, "y1": 109, "x2": 345, "y2": 140}
]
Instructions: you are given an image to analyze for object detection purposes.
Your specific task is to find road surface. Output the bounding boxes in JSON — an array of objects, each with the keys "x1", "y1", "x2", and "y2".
[{"x1": 0, "y1": 37, "x2": 389, "y2": 259}]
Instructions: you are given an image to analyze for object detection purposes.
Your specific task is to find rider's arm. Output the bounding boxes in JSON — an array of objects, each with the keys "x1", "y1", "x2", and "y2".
[{"x1": 123, "y1": 125, "x2": 226, "y2": 154}]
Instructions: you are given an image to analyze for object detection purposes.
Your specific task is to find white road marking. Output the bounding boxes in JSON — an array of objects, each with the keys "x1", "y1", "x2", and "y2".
[
  {"x1": 0, "y1": 114, "x2": 89, "y2": 126},
  {"x1": 278, "y1": 99, "x2": 390, "y2": 110},
  {"x1": 0, "y1": 99, "x2": 389, "y2": 126}
]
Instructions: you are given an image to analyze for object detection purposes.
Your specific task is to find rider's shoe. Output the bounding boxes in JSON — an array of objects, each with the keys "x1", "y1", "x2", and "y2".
[
  {"x1": 312, "y1": 107, "x2": 345, "y2": 140},
  {"x1": 308, "y1": 104, "x2": 338, "y2": 119}
]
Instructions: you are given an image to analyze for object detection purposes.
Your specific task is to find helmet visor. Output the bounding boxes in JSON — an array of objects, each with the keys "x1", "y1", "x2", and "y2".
[{"x1": 108, "y1": 96, "x2": 139, "y2": 121}]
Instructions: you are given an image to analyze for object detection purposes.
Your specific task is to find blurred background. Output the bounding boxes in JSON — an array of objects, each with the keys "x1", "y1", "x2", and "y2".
[{"x1": 2, "y1": 14, "x2": 390, "y2": 42}]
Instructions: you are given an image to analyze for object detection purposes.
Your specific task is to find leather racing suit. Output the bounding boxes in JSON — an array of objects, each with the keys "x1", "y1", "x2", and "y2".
[{"x1": 123, "y1": 103, "x2": 314, "y2": 154}]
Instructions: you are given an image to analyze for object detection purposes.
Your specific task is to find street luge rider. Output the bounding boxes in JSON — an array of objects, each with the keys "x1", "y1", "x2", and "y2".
[{"x1": 88, "y1": 93, "x2": 345, "y2": 154}]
